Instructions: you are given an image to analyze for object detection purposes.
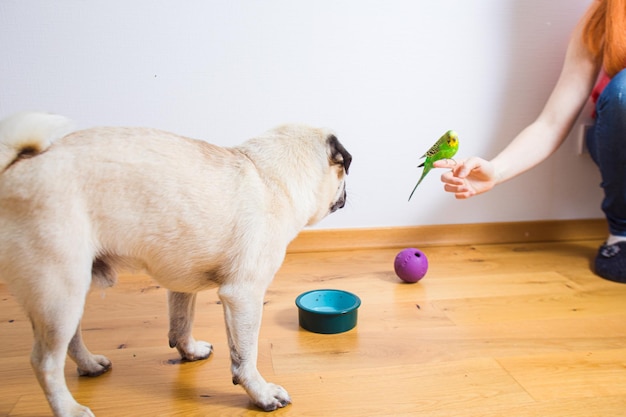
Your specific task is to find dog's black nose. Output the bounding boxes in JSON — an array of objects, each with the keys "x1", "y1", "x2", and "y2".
[{"x1": 330, "y1": 190, "x2": 347, "y2": 213}]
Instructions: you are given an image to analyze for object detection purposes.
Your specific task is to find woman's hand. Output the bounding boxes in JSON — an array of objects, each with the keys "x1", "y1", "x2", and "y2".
[{"x1": 433, "y1": 157, "x2": 498, "y2": 199}]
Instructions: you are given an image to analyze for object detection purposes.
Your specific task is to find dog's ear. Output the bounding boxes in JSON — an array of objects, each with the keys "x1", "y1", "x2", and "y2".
[{"x1": 327, "y1": 135, "x2": 352, "y2": 175}]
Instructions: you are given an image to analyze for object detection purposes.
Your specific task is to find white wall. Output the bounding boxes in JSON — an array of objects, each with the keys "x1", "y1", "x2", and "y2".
[{"x1": 0, "y1": 0, "x2": 601, "y2": 230}]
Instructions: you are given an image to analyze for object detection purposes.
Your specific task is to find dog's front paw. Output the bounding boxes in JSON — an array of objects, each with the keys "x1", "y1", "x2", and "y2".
[
  {"x1": 73, "y1": 405, "x2": 96, "y2": 417},
  {"x1": 172, "y1": 338, "x2": 213, "y2": 361},
  {"x1": 54, "y1": 402, "x2": 95, "y2": 417},
  {"x1": 253, "y1": 383, "x2": 292, "y2": 412},
  {"x1": 77, "y1": 354, "x2": 112, "y2": 377}
]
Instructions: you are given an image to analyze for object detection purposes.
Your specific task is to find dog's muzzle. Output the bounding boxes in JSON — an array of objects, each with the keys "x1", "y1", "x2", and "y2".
[{"x1": 330, "y1": 189, "x2": 347, "y2": 213}]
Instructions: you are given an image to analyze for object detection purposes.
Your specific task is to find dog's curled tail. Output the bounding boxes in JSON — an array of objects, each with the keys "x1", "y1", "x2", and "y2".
[{"x1": 0, "y1": 112, "x2": 75, "y2": 172}]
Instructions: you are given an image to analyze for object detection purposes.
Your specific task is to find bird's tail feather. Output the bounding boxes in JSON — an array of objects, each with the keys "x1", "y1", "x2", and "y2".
[{"x1": 408, "y1": 171, "x2": 427, "y2": 201}]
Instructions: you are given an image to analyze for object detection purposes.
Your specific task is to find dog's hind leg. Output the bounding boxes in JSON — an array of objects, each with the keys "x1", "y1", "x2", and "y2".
[
  {"x1": 26, "y1": 269, "x2": 96, "y2": 417},
  {"x1": 68, "y1": 323, "x2": 112, "y2": 377},
  {"x1": 167, "y1": 291, "x2": 213, "y2": 361},
  {"x1": 64, "y1": 257, "x2": 115, "y2": 377}
]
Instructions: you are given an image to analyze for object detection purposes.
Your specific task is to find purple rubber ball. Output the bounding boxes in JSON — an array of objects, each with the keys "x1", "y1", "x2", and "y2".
[{"x1": 394, "y1": 248, "x2": 428, "y2": 283}]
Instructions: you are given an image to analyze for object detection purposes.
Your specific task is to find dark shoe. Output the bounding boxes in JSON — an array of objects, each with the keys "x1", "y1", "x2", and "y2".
[{"x1": 594, "y1": 242, "x2": 626, "y2": 283}]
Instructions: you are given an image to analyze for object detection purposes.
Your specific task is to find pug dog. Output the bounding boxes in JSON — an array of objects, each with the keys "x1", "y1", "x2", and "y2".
[{"x1": 0, "y1": 112, "x2": 351, "y2": 417}]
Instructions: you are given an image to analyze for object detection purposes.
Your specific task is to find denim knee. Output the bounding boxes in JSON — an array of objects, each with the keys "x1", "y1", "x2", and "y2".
[
  {"x1": 596, "y1": 69, "x2": 626, "y2": 115},
  {"x1": 587, "y1": 69, "x2": 626, "y2": 237},
  {"x1": 590, "y1": 68, "x2": 626, "y2": 158}
]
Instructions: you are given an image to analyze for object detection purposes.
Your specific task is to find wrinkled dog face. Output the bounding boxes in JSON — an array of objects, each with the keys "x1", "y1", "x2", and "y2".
[
  {"x1": 328, "y1": 135, "x2": 351, "y2": 213},
  {"x1": 330, "y1": 182, "x2": 347, "y2": 214},
  {"x1": 307, "y1": 134, "x2": 351, "y2": 226}
]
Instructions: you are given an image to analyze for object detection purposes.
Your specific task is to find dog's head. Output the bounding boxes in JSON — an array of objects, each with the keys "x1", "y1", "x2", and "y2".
[
  {"x1": 304, "y1": 130, "x2": 351, "y2": 226},
  {"x1": 326, "y1": 134, "x2": 351, "y2": 214},
  {"x1": 239, "y1": 124, "x2": 351, "y2": 227}
]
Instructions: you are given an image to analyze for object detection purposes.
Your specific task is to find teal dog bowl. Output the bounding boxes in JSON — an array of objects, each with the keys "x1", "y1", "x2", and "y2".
[{"x1": 295, "y1": 289, "x2": 361, "y2": 334}]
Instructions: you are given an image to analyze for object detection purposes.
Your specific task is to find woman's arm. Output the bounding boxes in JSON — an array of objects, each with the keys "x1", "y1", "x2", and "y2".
[{"x1": 436, "y1": 15, "x2": 601, "y2": 199}]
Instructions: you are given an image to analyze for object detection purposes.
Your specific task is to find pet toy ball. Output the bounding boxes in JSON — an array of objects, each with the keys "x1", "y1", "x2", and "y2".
[{"x1": 394, "y1": 248, "x2": 428, "y2": 283}]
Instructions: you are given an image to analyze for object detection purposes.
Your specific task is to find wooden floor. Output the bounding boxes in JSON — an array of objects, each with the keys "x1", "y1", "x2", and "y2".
[{"x1": 2, "y1": 239, "x2": 626, "y2": 416}]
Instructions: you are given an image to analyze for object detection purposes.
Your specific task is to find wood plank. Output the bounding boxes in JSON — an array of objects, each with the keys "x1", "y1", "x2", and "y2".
[
  {"x1": 437, "y1": 285, "x2": 626, "y2": 326},
  {"x1": 432, "y1": 396, "x2": 626, "y2": 417},
  {"x1": 287, "y1": 219, "x2": 608, "y2": 253},
  {"x1": 271, "y1": 358, "x2": 534, "y2": 417},
  {"x1": 497, "y1": 349, "x2": 626, "y2": 401},
  {"x1": 3, "y1": 238, "x2": 626, "y2": 416}
]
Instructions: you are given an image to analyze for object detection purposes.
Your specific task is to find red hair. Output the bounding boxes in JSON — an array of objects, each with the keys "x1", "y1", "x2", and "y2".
[{"x1": 582, "y1": 0, "x2": 626, "y2": 77}]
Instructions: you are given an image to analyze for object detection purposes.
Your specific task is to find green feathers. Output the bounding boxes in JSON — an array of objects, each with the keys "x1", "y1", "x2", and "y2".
[{"x1": 408, "y1": 130, "x2": 459, "y2": 201}]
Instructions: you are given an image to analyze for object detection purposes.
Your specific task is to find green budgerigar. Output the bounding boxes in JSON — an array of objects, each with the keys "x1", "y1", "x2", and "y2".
[{"x1": 408, "y1": 130, "x2": 459, "y2": 201}]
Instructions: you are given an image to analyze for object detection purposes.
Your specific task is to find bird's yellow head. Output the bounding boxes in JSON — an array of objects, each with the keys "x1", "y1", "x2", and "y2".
[{"x1": 446, "y1": 130, "x2": 459, "y2": 147}]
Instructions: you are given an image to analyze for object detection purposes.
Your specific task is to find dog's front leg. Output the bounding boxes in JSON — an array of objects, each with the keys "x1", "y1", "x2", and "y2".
[
  {"x1": 167, "y1": 291, "x2": 213, "y2": 361},
  {"x1": 218, "y1": 284, "x2": 291, "y2": 411}
]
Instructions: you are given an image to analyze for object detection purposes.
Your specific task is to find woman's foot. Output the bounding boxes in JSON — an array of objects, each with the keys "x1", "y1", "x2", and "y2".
[{"x1": 594, "y1": 242, "x2": 626, "y2": 283}]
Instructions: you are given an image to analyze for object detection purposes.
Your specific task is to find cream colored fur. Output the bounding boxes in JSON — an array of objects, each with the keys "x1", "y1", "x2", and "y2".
[{"x1": 0, "y1": 112, "x2": 351, "y2": 417}]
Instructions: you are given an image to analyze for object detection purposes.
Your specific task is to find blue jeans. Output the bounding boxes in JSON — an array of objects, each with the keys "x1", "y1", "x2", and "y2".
[{"x1": 586, "y1": 68, "x2": 626, "y2": 237}]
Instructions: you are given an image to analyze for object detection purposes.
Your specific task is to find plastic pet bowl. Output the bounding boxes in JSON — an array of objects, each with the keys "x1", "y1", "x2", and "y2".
[{"x1": 295, "y1": 289, "x2": 361, "y2": 334}]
